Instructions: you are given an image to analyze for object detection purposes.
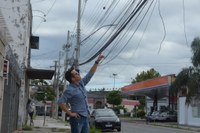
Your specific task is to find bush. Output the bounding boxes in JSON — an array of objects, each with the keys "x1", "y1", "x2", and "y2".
[
  {"x1": 137, "y1": 109, "x2": 145, "y2": 118},
  {"x1": 113, "y1": 105, "x2": 127, "y2": 115}
]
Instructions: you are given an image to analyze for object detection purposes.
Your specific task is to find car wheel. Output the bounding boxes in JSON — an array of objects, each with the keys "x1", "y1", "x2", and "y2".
[{"x1": 117, "y1": 128, "x2": 121, "y2": 132}]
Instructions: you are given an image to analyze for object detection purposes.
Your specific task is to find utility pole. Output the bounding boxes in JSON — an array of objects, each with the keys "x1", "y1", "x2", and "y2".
[
  {"x1": 61, "y1": 31, "x2": 70, "y2": 121},
  {"x1": 51, "y1": 61, "x2": 57, "y2": 118},
  {"x1": 64, "y1": 31, "x2": 70, "y2": 74},
  {"x1": 43, "y1": 93, "x2": 47, "y2": 126},
  {"x1": 75, "y1": 0, "x2": 81, "y2": 69},
  {"x1": 54, "y1": 51, "x2": 62, "y2": 118}
]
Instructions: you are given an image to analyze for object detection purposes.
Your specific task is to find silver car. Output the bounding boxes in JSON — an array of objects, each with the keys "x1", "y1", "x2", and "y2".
[
  {"x1": 146, "y1": 111, "x2": 160, "y2": 122},
  {"x1": 157, "y1": 111, "x2": 177, "y2": 122}
]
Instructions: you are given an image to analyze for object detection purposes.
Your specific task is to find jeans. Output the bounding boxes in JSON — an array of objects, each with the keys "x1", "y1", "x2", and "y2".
[
  {"x1": 28, "y1": 112, "x2": 34, "y2": 125},
  {"x1": 69, "y1": 115, "x2": 89, "y2": 133}
]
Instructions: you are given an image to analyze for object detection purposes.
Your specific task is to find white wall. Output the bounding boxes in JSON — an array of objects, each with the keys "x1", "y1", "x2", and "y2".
[
  {"x1": 0, "y1": 0, "x2": 32, "y2": 129},
  {"x1": 125, "y1": 105, "x2": 135, "y2": 112},
  {"x1": 0, "y1": 36, "x2": 6, "y2": 133},
  {"x1": 178, "y1": 97, "x2": 200, "y2": 126},
  {"x1": 1, "y1": 0, "x2": 31, "y2": 67},
  {"x1": 0, "y1": 10, "x2": 10, "y2": 131}
]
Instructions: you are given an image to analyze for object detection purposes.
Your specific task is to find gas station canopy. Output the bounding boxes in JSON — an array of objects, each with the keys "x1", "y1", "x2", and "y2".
[{"x1": 121, "y1": 74, "x2": 176, "y2": 99}]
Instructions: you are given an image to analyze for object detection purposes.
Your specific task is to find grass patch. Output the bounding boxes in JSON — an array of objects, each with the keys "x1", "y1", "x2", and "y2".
[
  {"x1": 51, "y1": 128, "x2": 70, "y2": 132},
  {"x1": 90, "y1": 126, "x2": 101, "y2": 133},
  {"x1": 22, "y1": 125, "x2": 33, "y2": 130},
  {"x1": 65, "y1": 121, "x2": 70, "y2": 126}
]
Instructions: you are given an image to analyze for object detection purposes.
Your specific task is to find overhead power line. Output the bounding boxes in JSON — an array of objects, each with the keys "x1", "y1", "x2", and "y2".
[
  {"x1": 103, "y1": 0, "x2": 155, "y2": 65},
  {"x1": 157, "y1": 0, "x2": 166, "y2": 54},
  {"x1": 79, "y1": 0, "x2": 148, "y2": 66}
]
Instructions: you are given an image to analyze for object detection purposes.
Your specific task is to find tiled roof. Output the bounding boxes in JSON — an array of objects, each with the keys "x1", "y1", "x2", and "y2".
[{"x1": 122, "y1": 99, "x2": 140, "y2": 106}]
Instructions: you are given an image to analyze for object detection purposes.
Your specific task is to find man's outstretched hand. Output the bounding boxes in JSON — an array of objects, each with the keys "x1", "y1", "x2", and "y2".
[{"x1": 96, "y1": 53, "x2": 104, "y2": 63}]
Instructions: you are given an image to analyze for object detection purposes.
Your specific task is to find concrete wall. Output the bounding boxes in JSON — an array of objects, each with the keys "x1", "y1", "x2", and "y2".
[
  {"x1": 1, "y1": 0, "x2": 32, "y2": 67},
  {"x1": 0, "y1": 0, "x2": 32, "y2": 131},
  {"x1": 178, "y1": 97, "x2": 200, "y2": 126},
  {"x1": 0, "y1": 33, "x2": 6, "y2": 133},
  {"x1": 0, "y1": 10, "x2": 10, "y2": 132}
]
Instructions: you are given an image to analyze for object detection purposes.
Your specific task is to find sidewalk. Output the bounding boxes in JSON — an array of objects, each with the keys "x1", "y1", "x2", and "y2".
[{"x1": 13, "y1": 116, "x2": 70, "y2": 133}]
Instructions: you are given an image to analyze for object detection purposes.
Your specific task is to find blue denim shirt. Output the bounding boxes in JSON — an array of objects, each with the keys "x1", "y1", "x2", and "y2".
[{"x1": 57, "y1": 71, "x2": 93, "y2": 117}]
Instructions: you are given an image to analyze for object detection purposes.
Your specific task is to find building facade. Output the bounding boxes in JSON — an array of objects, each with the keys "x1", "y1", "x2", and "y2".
[
  {"x1": 0, "y1": 12, "x2": 10, "y2": 131},
  {"x1": 0, "y1": 1, "x2": 55, "y2": 132},
  {"x1": 0, "y1": 0, "x2": 32, "y2": 132}
]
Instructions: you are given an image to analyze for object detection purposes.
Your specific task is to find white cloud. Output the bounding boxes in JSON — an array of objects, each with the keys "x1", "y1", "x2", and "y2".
[{"x1": 31, "y1": 0, "x2": 199, "y2": 89}]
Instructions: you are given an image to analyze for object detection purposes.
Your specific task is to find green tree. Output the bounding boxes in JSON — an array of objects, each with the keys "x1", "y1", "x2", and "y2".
[
  {"x1": 34, "y1": 86, "x2": 56, "y2": 101},
  {"x1": 106, "y1": 90, "x2": 122, "y2": 107},
  {"x1": 131, "y1": 68, "x2": 160, "y2": 112},
  {"x1": 132, "y1": 68, "x2": 160, "y2": 83},
  {"x1": 170, "y1": 37, "x2": 200, "y2": 104},
  {"x1": 31, "y1": 79, "x2": 56, "y2": 101}
]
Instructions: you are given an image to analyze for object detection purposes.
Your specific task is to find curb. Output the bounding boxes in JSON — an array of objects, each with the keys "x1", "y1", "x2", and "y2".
[{"x1": 149, "y1": 123, "x2": 200, "y2": 132}]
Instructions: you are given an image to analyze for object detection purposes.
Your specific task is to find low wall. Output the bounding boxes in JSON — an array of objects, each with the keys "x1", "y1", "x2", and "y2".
[{"x1": 178, "y1": 97, "x2": 200, "y2": 126}]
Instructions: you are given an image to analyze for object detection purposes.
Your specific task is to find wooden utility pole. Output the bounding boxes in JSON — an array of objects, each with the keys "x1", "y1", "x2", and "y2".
[
  {"x1": 75, "y1": 0, "x2": 81, "y2": 69},
  {"x1": 51, "y1": 61, "x2": 57, "y2": 118},
  {"x1": 54, "y1": 52, "x2": 62, "y2": 118},
  {"x1": 64, "y1": 31, "x2": 70, "y2": 74},
  {"x1": 61, "y1": 31, "x2": 70, "y2": 121}
]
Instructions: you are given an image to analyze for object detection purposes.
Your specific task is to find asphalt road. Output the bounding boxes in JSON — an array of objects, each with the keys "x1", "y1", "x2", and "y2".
[
  {"x1": 104, "y1": 121, "x2": 200, "y2": 133},
  {"x1": 14, "y1": 118, "x2": 200, "y2": 133}
]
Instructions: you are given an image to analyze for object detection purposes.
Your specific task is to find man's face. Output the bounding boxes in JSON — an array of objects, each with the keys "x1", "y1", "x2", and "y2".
[{"x1": 71, "y1": 69, "x2": 81, "y2": 83}]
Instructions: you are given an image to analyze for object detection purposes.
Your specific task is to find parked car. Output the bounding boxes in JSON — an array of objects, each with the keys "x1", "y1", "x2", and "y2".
[
  {"x1": 146, "y1": 111, "x2": 160, "y2": 122},
  {"x1": 156, "y1": 111, "x2": 177, "y2": 122},
  {"x1": 90, "y1": 108, "x2": 121, "y2": 131}
]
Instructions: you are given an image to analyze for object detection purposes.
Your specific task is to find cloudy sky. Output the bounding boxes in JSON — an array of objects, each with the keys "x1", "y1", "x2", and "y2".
[{"x1": 30, "y1": 0, "x2": 200, "y2": 90}]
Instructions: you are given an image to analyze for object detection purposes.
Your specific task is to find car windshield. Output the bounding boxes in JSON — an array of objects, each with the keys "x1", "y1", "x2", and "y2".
[
  {"x1": 160, "y1": 112, "x2": 168, "y2": 116},
  {"x1": 95, "y1": 109, "x2": 116, "y2": 117},
  {"x1": 151, "y1": 111, "x2": 160, "y2": 116}
]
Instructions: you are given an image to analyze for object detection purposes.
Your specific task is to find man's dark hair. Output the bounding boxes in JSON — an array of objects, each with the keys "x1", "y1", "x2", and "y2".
[
  {"x1": 65, "y1": 66, "x2": 80, "y2": 83},
  {"x1": 65, "y1": 67, "x2": 74, "y2": 83}
]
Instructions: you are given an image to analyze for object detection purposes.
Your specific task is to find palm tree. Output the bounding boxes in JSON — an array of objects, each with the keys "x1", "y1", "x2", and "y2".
[
  {"x1": 191, "y1": 37, "x2": 200, "y2": 67},
  {"x1": 170, "y1": 37, "x2": 200, "y2": 104}
]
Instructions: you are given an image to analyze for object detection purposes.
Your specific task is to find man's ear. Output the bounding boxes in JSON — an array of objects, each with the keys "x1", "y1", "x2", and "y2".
[{"x1": 71, "y1": 76, "x2": 75, "y2": 82}]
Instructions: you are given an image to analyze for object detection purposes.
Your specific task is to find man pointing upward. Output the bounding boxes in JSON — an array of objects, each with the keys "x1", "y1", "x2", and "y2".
[{"x1": 58, "y1": 54, "x2": 104, "y2": 133}]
